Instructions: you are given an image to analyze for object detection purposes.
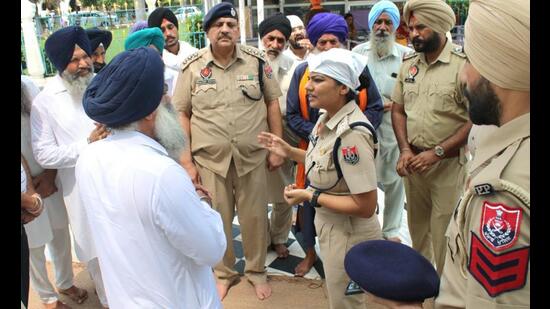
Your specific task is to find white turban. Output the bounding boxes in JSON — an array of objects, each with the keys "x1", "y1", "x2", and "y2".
[
  {"x1": 307, "y1": 48, "x2": 367, "y2": 92},
  {"x1": 287, "y1": 15, "x2": 304, "y2": 28}
]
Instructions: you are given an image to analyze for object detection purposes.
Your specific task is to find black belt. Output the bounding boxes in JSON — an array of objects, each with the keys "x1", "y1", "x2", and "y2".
[{"x1": 410, "y1": 144, "x2": 460, "y2": 158}]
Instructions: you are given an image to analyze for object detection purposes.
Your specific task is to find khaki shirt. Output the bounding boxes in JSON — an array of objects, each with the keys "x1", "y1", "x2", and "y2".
[
  {"x1": 173, "y1": 44, "x2": 282, "y2": 178},
  {"x1": 305, "y1": 102, "x2": 377, "y2": 197},
  {"x1": 391, "y1": 39, "x2": 469, "y2": 148},
  {"x1": 436, "y1": 113, "x2": 530, "y2": 308}
]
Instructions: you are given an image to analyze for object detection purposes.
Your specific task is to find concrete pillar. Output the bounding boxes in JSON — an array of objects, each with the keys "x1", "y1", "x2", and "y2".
[
  {"x1": 21, "y1": 0, "x2": 45, "y2": 78},
  {"x1": 145, "y1": 0, "x2": 156, "y2": 14},
  {"x1": 135, "y1": 0, "x2": 147, "y2": 22}
]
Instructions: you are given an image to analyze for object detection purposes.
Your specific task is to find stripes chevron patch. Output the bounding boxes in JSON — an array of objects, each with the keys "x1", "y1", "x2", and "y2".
[{"x1": 468, "y1": 232, "x2": 529, "y2": 297}]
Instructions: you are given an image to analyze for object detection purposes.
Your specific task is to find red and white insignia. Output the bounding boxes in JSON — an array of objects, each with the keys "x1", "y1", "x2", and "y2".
[
  {"x1": 408, "y1": 65, "x2": 418, "y2": 77},
  {"x1": 264, "y1": 64, "x2": 273, "y2": 79},
  {"x1": 342, "y1": 146, "x2": 359, "y2": 165},
  {"x1": 480, "y1": 202, "x2": 522, "y2": 251},
  {"x1": 469, "y1": 233, "x2": 529, "y2": 297},
  {"x1": 200, "y1": 66, "x2": 212, "y2": 79}
]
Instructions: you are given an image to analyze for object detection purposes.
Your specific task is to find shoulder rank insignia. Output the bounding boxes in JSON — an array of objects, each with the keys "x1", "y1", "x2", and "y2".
[
  {"x1": 241, "y1": 45, "x2": 266, "y2": 61},
  {"x1": 402, "y1": 51, "x2": 417, "y2": 61},
  {"x1": 342, "y1": 146, "x2": 359, "y2": 165},
  {"x1": 480, "y1": 201, "x2": 522, "y2": 251},
  {"x1": 451, "y1": 45, "x2": 467, "y2": 58},
  {"x1": 181, "y1": 50, "x2": 203, "y2": 71}
]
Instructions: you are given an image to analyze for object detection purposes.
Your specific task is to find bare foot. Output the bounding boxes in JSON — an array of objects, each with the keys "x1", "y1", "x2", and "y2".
[
  {"x1": 387, "y1": 237, "x2": 402, "y2": 243},
  {"x1": 216, "y1": 282, "x2": 231, "y2": 301},
  {"x1": 57, "y1": 285, "x2": 88, "y2": 304},
  {"x1": 252, "y1": 282, "x2": 272, "y2": 300},
  {"x1": 295, "y1": 248, "x2": 316, "y2": 277},
  {"x1": 273, "y1": 243, "x2": 289, "y2": 259},
  {"x1": 43, "y1": 300, "x2": 72, "y2": 309}
]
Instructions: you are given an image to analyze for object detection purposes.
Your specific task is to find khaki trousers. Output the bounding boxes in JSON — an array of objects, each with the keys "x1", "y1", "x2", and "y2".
[
  {"x1": 267, "y1": 160, "x2": 295, "y2": 245},
  {"x1": 315, "y1": 208, "x2": 382, "y2": 309},
  {"x1": 404, "y1": 156, "x2": 466, "y2": 275},
  {"x1": 197, "y1": 160, "x2": 269, "y2": 285}
]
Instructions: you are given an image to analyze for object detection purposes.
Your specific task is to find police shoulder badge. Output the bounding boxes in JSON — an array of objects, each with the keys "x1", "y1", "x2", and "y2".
[
  {"x1": 480, "y1": 201, "x2": 522, "y2": 251},
  {"x1": 264, "y1": 64, "x2": 273, "y2": 79},
  {"x1": 404, "y1": 65, "x2": 419, "y2": 83},
  {"x1": 342, "y1": 146, "x2": 359, "y2": 165}
]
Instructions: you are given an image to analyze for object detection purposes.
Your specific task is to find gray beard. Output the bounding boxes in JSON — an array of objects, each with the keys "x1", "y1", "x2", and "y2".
[
  {"x1": 60, "y1": 70, "x2": 94, "y2": 97},
  {"x1": 370, "y1": 31, "x2": 395, "y2": 58},
  {"x1": 154, "y1": 101, "x2": 187, "y2": 160}
]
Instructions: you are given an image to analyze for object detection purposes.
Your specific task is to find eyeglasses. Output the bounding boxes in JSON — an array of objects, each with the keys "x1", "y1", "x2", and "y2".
[{"x1": 375, "y1": 19, "x2": 393, "y2": 26}]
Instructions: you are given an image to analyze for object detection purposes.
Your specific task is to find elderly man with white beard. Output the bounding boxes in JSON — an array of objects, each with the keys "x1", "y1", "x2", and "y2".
[
  {"x1": 258, "y1": 13, "x2": 301, "y2": 259},
  {"x1": 352, "y1": 0, "x2": 412, "y2": 243},
  {"x1": 30, "y1": 26, "x2": 110, "y2": 308},
  {"x1": 77, "y1": 47, "x2": 226, "y2": 308}
]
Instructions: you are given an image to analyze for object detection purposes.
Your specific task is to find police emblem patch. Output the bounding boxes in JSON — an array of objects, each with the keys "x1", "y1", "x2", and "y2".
[
  {"x1": 200, "y1": 66, "x2": 212, "y2": 80},
  {"x1": 264, "y1": 64, "x2": 273, "y2": 79},
  {"x1": 480, "y1": 202, "x2": 522, "y2": 251},
  {"x1": 230, "y1": 8, "x2": 236, "y2": 17},
  {"x1": 342, "y1": 146, "x2": 359, "y2": 165},
  {"x1": 404, "y1": 65, "x2": 419, "y2": 83}
]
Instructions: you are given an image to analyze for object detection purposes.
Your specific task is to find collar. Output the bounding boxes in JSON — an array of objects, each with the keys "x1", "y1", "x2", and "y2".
[
  {"x1": 204, "y1": 44, "x2": 245, "y2": 67},
  {"x1": 418, "y1": 37, "x2": 453, "y2": 65},
  {"x1": 323, "y1": 101, "x2": 357, "y2": 131},
  {"x1": 109, "y1": 130, "x2": 169, "y2": 156},
  {"x1": 469, "y1": 113, "x2": 530, "y2": 173},
  {"x1": 49, "y1": 75, "x2": 69, "y2": 94}
]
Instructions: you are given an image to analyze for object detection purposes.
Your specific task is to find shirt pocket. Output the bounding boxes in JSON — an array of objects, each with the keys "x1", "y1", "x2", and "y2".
[
  {"x1": 236, "y1": 79, "x2": 263, "y2": 104},
  {"x1": 307, "y1": 150, "x2": 338, "y2": 190},
  {"x1": 431, "y1": 84, "x2": 458, "y2": 113},
  {"x1": 402, "y1": 83, "x2": 419, "y2": 113},
  {"x1": 192, "y1": 83, "x2": 219, "y2": 109}
]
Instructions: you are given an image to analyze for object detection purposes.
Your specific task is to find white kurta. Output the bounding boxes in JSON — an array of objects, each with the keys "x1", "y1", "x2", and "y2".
[
  {"x1": 163, "y1": 40, "x2": 198, "y2": 96},
  {"x1": 30, "y1": 75, "x2": 97, "y2": 262},
  {"x1": 75, "y1": 130, "x2": 226, "y2": 309}
]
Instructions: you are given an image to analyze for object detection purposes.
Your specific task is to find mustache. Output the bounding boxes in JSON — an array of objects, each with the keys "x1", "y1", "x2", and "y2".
[
  {"x1": 267, "y1": 48, "x2": 281, "y2": 55},
  {"x1": 217, "y1": 33, "x2": 233, "y2": 40},
  {"x1": 412, "y1": 37, "x2": 424, "y2": 45},
  {"x1": 375, "y1": 30, "x2": 390, "y2": 37}
]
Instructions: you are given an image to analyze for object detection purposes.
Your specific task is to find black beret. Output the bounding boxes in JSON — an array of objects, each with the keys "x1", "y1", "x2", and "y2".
[
  {"x1": 259, "y1": 13, "x2": 291, "y2": 40},
  {"x1": 86, "y1": 27, "x2": 113, "y2": 51},
  {"x1": 344, "y1": 240, "x2": 440, "y2": 302},
  {"x1": 83, "y1": 47, "x2": 164, "y2": 127},
  {"x1": 45, "y1": 26, "x2": 92, "y2": 73},
  {"x1": 203, "y1": 2, "x2": 238, "y2": 32},
  {"x1": 148, "y1": 7, "x2": 179, "y2": 29}
]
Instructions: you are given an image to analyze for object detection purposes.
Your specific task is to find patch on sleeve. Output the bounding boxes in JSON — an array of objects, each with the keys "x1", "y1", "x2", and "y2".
[
  {"x1": 341, "y1": 146, "x2": 359, "y2": 165},
  {"x1": 264, "y1": 64, "x2": 273, "y2": 79},
  {"x1": 469, "y1": 233, "x2": 529, "y2": 297},
  {"x1": 480, "y1": 202, "x2": 522, "y2": 251}
]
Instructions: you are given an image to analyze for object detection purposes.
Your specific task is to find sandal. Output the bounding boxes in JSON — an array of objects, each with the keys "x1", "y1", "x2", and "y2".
[{"x1": 58, "y1": 286, "x2": 88, "y2": 304}]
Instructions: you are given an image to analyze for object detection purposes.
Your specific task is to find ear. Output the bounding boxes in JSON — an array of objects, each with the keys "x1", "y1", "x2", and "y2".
[
  {"x1": 144, "y1": 110, "x2": 157, "y2": 121},
  {"x1": 339, "y1": 84, "x2": 350, "y2": 96}
]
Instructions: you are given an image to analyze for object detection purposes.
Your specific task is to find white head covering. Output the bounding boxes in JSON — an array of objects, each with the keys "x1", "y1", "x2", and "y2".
[
  {"x1": 287, "y1": 15, "x2": 304, "y2": 28},
  {"x1": 307, "y1": 48, "x2": 367, "y2": 93}
]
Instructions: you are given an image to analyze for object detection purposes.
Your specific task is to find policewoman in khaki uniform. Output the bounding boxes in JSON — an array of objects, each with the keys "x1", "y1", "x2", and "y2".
[
  {"x1": 172, "y1": 2, "x2": 283, "y2": 300},
  {"x1": 391, "y1": 0, "x2": 472, "y2": 275},
  {"x1": 436, "y1": 0, "x2": 530, "y2": 307},
  {"x1": 259, "y1": 48, "x2": 382, "y2": 309}
]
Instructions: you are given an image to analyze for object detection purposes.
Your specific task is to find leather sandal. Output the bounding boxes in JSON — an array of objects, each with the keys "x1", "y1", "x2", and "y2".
[{"x1": 58, "y1": 286, "x2": 88, "y2": 304}]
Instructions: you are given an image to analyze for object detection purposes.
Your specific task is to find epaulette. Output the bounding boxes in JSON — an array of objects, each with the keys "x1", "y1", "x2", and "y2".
[
  {"x1": 451, "y1": 45, "x2": 467, "y2": 58},
  {"x1": 402, "y1": 51, "x2": 418, "y2": 61},
  {"x1": 240, "y1": 45, "x2": 266, "y2": 62},
  {"x1": 181, "y1": 49, "x2": 207, "y2": 71}
]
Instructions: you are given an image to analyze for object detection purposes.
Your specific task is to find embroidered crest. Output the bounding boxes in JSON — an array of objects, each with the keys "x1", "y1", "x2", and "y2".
[
  {"x1": 404, "y1": 65, "x2": 418, "y2": 83},
  {"x1": 264, "y1": 64, "x2": 273, "y2": 79},
  {"x1": 200, "y1": 66, "x2": 212, "y2": 79},
  {"x1": 480, "y1": 202, "x2": 522, "y2": 251},
  {"x1": 342, "y1": 146, "x2": 359, "y2": 165},
  {"x1": 468, "y1": 233, "x2": 529, "y2": 297}
]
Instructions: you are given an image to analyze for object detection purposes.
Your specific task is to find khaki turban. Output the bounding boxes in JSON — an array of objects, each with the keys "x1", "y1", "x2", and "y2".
[
  {"x1": 403, "y1": 0, "x2": 456, "y2": 34},
  {"x1": 465, "y1": 0, "x2": 530, "y2": 91}
]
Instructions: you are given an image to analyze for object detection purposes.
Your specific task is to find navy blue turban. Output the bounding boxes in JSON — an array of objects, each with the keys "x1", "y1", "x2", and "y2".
[
  {"x1": 259, "y1": 13, "x2": 291, "y2": 40},
  {"x1": 86, "y1": 27, "x2": 113, "y2": 51},
  {"x1": 83, "y1": 47, "x2": 164, "y2": 127},
  {"x1": 45, "y1": 26, "x2": 92, "y2": 73},
  {"x1": 307, "y1": 13, "x2": 348, "y2": 47},
  {"x1": 203, "y1": 2, "x2": 238, "y2": 32},
  {"x1": 148, "y1": 7, "x2": 179, "y2": 29},
  {"x1": 344, "y1": 240, "x2": 440, "y2": 302}
]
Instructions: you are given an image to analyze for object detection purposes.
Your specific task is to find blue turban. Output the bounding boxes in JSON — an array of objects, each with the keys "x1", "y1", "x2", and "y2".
[
  {"x1": 344, "y1": 240, "x2": 440, "y2": 302},
  {"x1": 203, "y1": 2, "x2": 238, "y2": 32},
  {"x1": 130, "y1": 21, "x2": 148, "y2": 34},
  {"x1": 45, "y1": 26, "x2": 92, "y2": 73},
  {"x1": 86, "y1": 27, "x2": 113, "y2": 51},
  {"x1": 125, "y1": 28, "x2": 165, "y2": 53},
  {"x1": 368, "y1": 0, "x2": 400, "y2": 32},
  {"x1": 83, "y1": 47, "x2": 164, "y2": 127},
  {"x1": 306, "y1": 13, "x2": 348, "y2": 47}
]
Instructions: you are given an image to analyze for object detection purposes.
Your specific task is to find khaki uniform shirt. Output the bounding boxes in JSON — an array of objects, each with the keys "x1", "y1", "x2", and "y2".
[
  {"x1": 391, "y1": 39, "x2": 469, "y2": 149},
  {"x1": 436, "y1": 113, "x2": 530, "y2": 308},
  {"x1": 173, "y1": 44, "x2": 282, "y2": 178}
]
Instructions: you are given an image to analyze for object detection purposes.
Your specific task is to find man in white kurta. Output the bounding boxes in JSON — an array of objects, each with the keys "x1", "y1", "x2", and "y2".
[
  {"x1": 30, "y1": 26, "x2": 110, "y2": 308},
  {"x1": 22, "y1": 75, "x2": 87, "y2": 308},
  {"x1": 77, "y1": 47, "x2": 226, "y2": 308},
  {"x1": 352, "y1": 1, "x2": 412, "y2": 242}
]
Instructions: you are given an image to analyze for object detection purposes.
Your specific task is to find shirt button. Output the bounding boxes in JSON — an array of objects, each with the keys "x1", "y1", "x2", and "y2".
[{"x1": 231, "y1": 138, "x2": 237, "y2": 143}]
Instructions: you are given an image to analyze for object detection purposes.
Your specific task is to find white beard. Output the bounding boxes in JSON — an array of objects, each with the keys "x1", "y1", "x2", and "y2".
[
  {"x1": 370, "y1": 31, "x2": 395, "y2": 58},
  {"x1": 154, "y1": 101, "x2": 187, "y2": 161},
  {"x1": 60, "y1": 70, "x2": 94, "y2": 97}
]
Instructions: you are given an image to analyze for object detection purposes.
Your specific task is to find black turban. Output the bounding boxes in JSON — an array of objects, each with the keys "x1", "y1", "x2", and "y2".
[
  {"x1": 83, "y1": 47, "x2": 164, "y2": 127},
  {"x1": 86, "y1": 27, "x2": 113, "y2": 51},
  {"x1": 148, "y1": 7, "x2": 179, "y2": 29},
  {"x1": 45, "y1": 26, "x2": 92, "y2": 73},
  {"x1": 203, "y1": 2, "x2": 238, "y2": 32},
  {"x1": 259, "y1": 13, "x2": 291, "y2": 40},
  {"x1": 344, "y1": 240, "x2": 440, "y2": 302}
]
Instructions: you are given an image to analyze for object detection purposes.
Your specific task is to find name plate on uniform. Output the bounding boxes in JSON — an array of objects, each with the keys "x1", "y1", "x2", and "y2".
[{"x1": 196, "y1": 79, "x2": 217, "y2": 85}]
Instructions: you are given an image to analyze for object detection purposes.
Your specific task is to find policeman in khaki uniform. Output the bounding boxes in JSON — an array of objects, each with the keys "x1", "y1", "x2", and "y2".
[
  {"x1": 172, "y1": 2, "x2": 284, "y2": 301},
  {"x1": 259, "y1": 48, "x2": 382, "y2": 309},
  {"x1": 391, "y1": 0, "x2": 472, "y2": 275}
]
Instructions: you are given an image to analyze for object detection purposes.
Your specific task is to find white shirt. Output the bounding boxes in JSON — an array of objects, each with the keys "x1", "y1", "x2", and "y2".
[
  {"x1": 163, "y1": 40, "x2": 198, "y2": 96},
  {"x1": 30, "y1": 74, "x2": 97, "y2": 262},
  {"x1": 283, "y1": 48, "x2": 310, "y2": 62},
  {"x1": 76, "y1": 130, "x2": 226, "y2": 309}
]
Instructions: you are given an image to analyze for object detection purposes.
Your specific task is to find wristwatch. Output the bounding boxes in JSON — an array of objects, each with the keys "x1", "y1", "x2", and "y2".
[
  {"x1": 434, "y1": 145, "x2": 445, "y2": 158},
  {"x1": 311, "y1": 190, "x2": 322, "y2": 208}
]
